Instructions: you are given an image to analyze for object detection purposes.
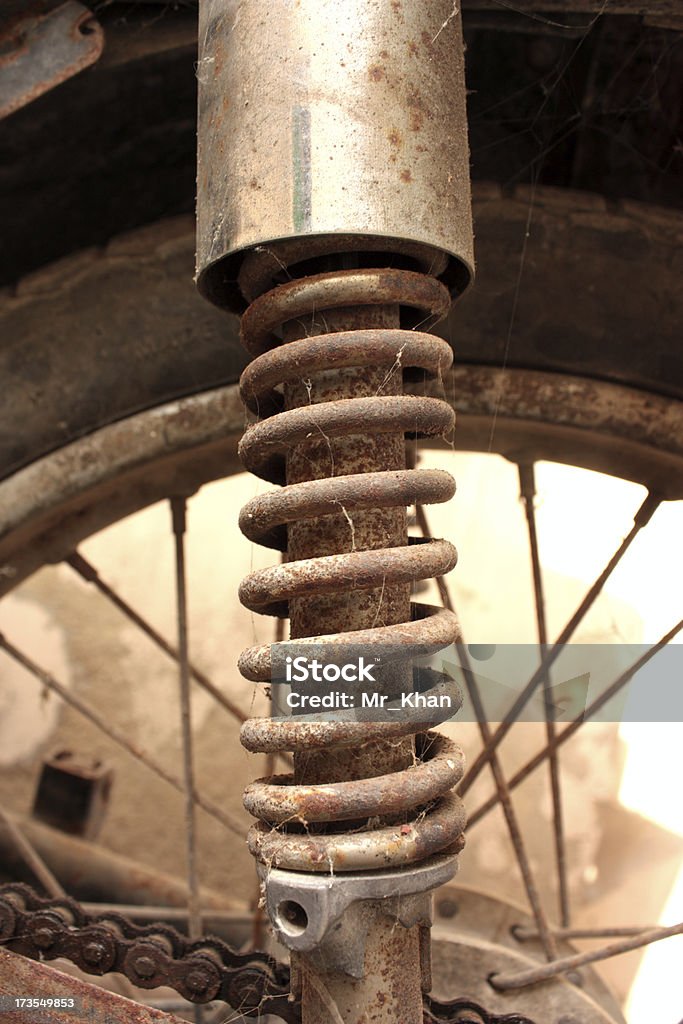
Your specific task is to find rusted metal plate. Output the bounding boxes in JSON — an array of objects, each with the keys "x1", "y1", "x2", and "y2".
[
  {"x1": 0, "y1": 2, "x2": 103, "y2": 120},
  {"x1": 0, "y1": 948, "x2": 184, "y2": 1024}
]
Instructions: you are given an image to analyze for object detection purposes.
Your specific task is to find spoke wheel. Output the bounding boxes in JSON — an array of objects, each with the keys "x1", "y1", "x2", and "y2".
[{"x1": 0, "y1": 207, "x2": 681, "y2": 1023}]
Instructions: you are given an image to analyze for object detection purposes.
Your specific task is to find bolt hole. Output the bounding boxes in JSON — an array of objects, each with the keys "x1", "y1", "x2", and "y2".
[
  {"x1": 468, "y1": 644, "x2": 496, "y2": 661},
  {"x1": 487, "y1": 971, "x2": 503, "y2": 991},
  {"x1": 79, "y1": 19, "x2": 97, "y2": 35},
  {"x1": 437, "y1": 897, "x2": 459, "y2": 919},
  {"x1": 510, "y1": 923, "x2": 526, "y2": 942},
  {"x1": 276, "y1": 900, "x2": 308, "y2": 936}
]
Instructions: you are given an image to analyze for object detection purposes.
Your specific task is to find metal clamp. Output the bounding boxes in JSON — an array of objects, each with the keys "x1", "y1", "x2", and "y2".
[{"x1": 258, "y1": 852, "x2": 458, "y2": 978}]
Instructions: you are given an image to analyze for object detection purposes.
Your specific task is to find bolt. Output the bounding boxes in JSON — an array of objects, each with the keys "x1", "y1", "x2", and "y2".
[
  {"x1": 82, "y1": 940, "x2": 107, "y2": 966},
  {"x1": 33, "y1": 925, "x2": 58, "y2": 949},
  {"x1": 186, "y1": 967, "x2": 211, "y2": 995},
  {"x1": 132, "y1": 954, "x2": 156, "y2": 979}
]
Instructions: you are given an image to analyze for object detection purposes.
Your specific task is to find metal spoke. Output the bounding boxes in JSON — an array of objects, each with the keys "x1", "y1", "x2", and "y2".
[
  {"x1": 416, "y1": 503, "x2": 558, "y2": 961},
  {"x1": 458, "y1": 491, "x2": 661, "y2": 797},
  {"x1": 514, "y1": 924, "x2": 674, "y2": 941},
  {"x1": 252, "y1": 607, "x2": 286, "y2": 952},
  {"x1": 518, "y1": 462, "x2": 570, "y2": 928},
  {"x1": 467, "y1": 617, "x2": 683, "y2": 826},
  {"x1": 66, "y1": 550, "x2": 291, "y2": 773},
  {"x1": 0, "y1": 633, "x2": 246, "y2": 840},
  {"x1": 170, "y1": 498, "x2": 203, "y2": 968},
  {"x1": 491, "y1": 920, "x2": 683, "y2": 990},
  {"x1": 0, "y1": 805, "x2": 65, "y2": 898},
  {"x1": 66, "y1": 552, "x2": 247, "y2": 726}
]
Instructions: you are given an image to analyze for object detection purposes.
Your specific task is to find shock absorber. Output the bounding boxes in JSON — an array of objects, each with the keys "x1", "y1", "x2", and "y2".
[{"x1": 195, "y1": 3, "x2": 474, "y2": 1022}]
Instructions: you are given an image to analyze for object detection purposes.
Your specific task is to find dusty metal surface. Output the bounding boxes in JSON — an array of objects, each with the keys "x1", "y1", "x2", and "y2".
[
  {"x1": 248, "y1": 796, "x2": 466, "y2": 875},
  {"x1": 239, "y1": 269, "x2": 452, "y2": 357},
  {"x1": 240, "y1": 395, "x2": 454, "y2": 489},
  {"x1": 0, "y1": 947, "x2": 184, "y2": 1024},
  {"x1": 196, "y1": 0, "x2": 473, "y2": 311},
  {"x1": 239, "y1": 538, "x2": 457, "y2": 618},
  {"x1": 244, "y1": 732, "x2": 464, "y2": 825},
  {"x1": 431, "y1": 887, "x2": 627, "y2": 1023},
  {"x1": 240, "y1": 330, "x2": 454, "y2": 416},
  {"x1": 239, "y1": 468, "x2": 455, "y2": 549},
  {"x1": 0, "y1": 1, "x2": 103, "y2": 119},
  {"x1": 239, "y1": 604, "x2": 460, "y2": 683},
  {"x1": 260, "y1": 853, "x2": 457, "y2": 958}
]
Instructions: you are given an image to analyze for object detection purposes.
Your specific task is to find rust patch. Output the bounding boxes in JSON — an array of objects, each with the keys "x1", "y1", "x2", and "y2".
[
  {"x1": 400, "y1": 169, "x2": 413, "y2": 184},
  {"x1": 421, "y1": 30, "x2": 437, "y2": 58},
  {"x1": 368, "y1": 64, "x2": 385, "y2": 82},
  {"x1": 388, "y1": 129, "x2": 402, "y2": 148},
  {"x1": 407, "y1": 89, "x2": 432, "y2": 132}
]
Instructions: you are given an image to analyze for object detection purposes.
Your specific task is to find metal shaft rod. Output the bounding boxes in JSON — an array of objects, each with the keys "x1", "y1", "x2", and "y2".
[
  {"x1": 286, "y1": 303, "x2": 423, "y2": 1024},
  {"x1": 458, "y1": 491, "x2": 660, "y2": 796},
  {"x1": 0, "y1": 633, "x2": 245, "y2": 839},
  {"x1": 415, "y1": 504, "x2": 557, "y2": 962},
  {"x1": 518, "y1": 462, "x2": 570, "y2": 928},
  {"x1": 467, "y1": 617, "x2": 683, "y2": 826},
  {"x1": 170, "y1": 498, "x2": 203, "y2": 950},
  {"x1": 0, "y1": 806, "x2": 65, "y2": 898},
  {"x1": 491, "y1": 920, "x2": 683, "y2": 989}
]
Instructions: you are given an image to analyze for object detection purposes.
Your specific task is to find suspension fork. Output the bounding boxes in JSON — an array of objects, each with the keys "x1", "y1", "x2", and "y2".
[{"x1": 196, "y1": 3, "x2": 474, "y2": 1021}]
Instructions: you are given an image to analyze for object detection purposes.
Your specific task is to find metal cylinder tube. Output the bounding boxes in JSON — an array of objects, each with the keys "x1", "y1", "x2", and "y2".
[{"x1": 196, "y1": 0, "x2": 474, "y2": 312}]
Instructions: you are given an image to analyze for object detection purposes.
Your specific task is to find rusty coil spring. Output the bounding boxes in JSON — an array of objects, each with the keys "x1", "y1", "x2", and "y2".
[{"x1": 236, "y1": 266, "x2": 466, "y2": 873}]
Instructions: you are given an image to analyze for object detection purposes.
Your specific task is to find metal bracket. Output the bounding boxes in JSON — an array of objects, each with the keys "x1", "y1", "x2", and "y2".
[
  {"x1": 258, "y1": 852, "x2": 458, "y2": 978},
  {"x1": 0, "y1": 2, "x2": 103, "y2": 120}
]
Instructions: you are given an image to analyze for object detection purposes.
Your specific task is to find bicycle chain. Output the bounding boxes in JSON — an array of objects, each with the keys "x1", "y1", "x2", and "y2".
[
  {"x1": 0, "y1": 883, "x2": 535, "y2": 1024},
  {"x1": 424, "y1": 995, "x2": 535, "y2": 1024},
  {"x1": 0, "y1": 883, "x2": 295, "y2": 1021}
]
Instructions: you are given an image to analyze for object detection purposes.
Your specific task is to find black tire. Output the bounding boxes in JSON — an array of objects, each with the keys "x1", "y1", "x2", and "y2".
[{"x1": 1, "y1": 187, "x2": 681, "y2": 481}]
